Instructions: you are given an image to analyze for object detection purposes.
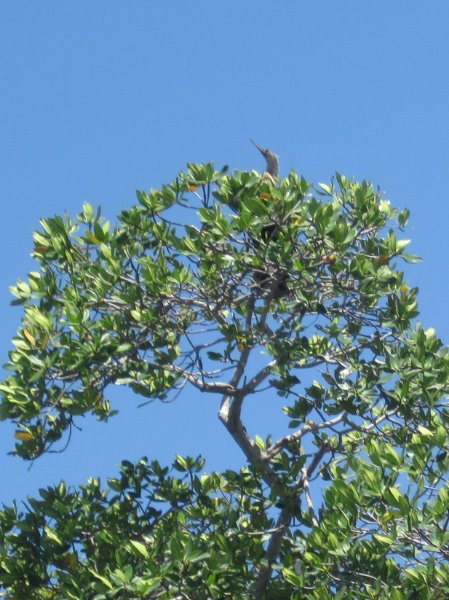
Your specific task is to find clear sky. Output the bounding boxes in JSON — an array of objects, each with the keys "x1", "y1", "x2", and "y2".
[{"x1": 1, "y1": 1, "x2": 449, "y2": 505}]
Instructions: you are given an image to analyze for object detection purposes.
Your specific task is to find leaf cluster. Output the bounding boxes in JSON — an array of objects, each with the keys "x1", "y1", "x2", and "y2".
[{"x1": 1, "y1": 164, "x2": 449, "y2": 598}]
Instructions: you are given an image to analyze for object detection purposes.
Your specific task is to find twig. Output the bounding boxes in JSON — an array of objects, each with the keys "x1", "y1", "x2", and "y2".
[{"x1": 301, "y1": 466, "x2": 318, "y2": 527}]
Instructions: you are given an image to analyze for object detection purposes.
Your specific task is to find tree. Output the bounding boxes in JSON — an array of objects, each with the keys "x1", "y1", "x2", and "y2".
[{"x1": 0, "y1": 162, "x2": 449, "y2": 599}]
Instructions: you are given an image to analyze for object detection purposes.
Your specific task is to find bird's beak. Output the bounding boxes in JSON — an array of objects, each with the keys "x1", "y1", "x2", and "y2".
[{"x1": 250, "y1": 139, "x2": 265, "y2": 155}]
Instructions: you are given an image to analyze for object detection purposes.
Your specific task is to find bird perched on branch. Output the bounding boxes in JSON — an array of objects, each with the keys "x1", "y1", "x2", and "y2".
[
  {"x1": 251, "y1": 140, "x2": 280, "y2": 243},
  {"x1": 250, "y1": 141, "x2": 289, "y2": 298},
  {"x1": 229, "y1": 140, "x2": 279, "y2": 213},
  {"x1": 251, "y1": 139, "x2": 279, "y2": 183}
]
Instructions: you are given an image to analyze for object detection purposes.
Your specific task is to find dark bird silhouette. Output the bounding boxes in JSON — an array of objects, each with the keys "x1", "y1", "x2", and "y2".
[{"x1": 253, "y1": 267, "x2": 289, "y2": 299}]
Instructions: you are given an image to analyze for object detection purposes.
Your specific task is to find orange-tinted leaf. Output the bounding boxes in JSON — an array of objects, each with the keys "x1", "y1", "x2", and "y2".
[
  {"x1": 377, "y1": 254, "x2": 390, "y2": 265},
  {"x1": 23, "y1": 329, "x2": 36, "y2": 346},
  {"x1": 15, "y1": 431, "x2": 34, "y2": 441},
  {"x1": 33, "y1": 245, "x2": 49, "y2": 255}
]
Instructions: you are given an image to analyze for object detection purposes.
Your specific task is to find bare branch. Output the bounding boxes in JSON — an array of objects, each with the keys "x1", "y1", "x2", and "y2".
[
  {"x1": 253, "y1": 444, "x2": 330, "y2": 599},
  {"x1": 263, "y1": 413, "x2": 345, "y2": 461},
  {"x1": 302, "y1": 466, "x2": 319, "y2": 527}
]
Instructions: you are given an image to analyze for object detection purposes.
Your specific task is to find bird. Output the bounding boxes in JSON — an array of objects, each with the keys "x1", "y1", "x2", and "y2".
[
  {"x1": 253, "y1": 266, "x2": 289, "y2": 298},
  {"x1": 251, "y1": 139, "x2": 280, "y2": 182},
  {"x1": 229, "y1": 140, "x2": 279, "y2": 213},
  {"x1": 250, "y1": 140, "x2": 280, "y2": 243},
  {"x1": 249, "y1": 141, "x2": 289, "y2": 298}
]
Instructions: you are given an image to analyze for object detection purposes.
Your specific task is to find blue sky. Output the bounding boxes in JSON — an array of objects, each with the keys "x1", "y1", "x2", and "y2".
[{"x1": 1, "y1": 1, "x2": 449, "y2": 504}]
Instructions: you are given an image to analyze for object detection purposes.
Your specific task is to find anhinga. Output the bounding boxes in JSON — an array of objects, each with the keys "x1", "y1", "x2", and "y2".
[
  {"x1": 251, "y1": 139, "x2": 280, "y2": 243},
  {"x1": 251, "y1": 139, "x2": 279, "y2": 182},
  {"x1": 250, "y1": 140, "x2": 289, "y2": 298}
]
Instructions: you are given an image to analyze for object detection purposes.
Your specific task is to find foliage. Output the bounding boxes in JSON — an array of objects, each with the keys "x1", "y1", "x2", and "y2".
[{"x1": 1, "y1": 163, "x2": 449, "y2": 598}]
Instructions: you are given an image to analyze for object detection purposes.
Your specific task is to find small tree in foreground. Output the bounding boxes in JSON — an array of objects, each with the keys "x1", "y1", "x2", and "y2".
[{"x1": 1, "y1": 163, "x2": 449, "y2": 599}]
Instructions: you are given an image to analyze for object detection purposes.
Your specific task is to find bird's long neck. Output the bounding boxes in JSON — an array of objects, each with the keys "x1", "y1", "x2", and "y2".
[{"x1": 264, "y1": 153, "x2": 279, "y2": 179}]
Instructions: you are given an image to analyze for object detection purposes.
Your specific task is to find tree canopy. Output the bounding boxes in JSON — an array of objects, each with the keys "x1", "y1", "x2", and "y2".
[{"x1": 1, "y1": 163, "x2": 449, "y2": 599}]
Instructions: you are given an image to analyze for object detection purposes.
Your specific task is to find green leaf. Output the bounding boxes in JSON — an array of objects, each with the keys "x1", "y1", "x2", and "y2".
[
  {"x1": 44, "y1": 526, "x2": 63, "y2": 545},
  {"x1": 282, "y1": 567, "x2": 303, "y2": 586},
  {"x1": 174, "y1": 454, "x2": 189, "y2": 472},
  {"x1": 374, "y1": 533, "x2": 394, "y2": 546},
  {"x1": 89, "y1": 570, "x2": 113, "y2": 589},
  {"x1": 129, "y1": 540, "x2": 149, "y2": 558},
  {"x1": 400, "y1": 252, "x2": 422, "y2": 263},
  {"x1": 396, "y1": 239, "x2": 411, "y2": 252},
  {"x1": 318, "y1": 183, "x2": 332, "y2": 195}
]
